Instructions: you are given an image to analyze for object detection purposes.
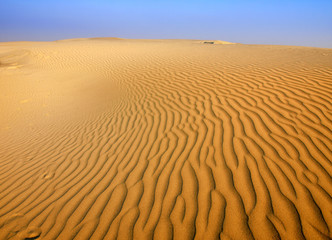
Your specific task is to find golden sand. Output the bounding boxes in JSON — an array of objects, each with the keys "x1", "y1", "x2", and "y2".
[{"x1": 0, "y1": 38, "x2": 331, "y2": 240}]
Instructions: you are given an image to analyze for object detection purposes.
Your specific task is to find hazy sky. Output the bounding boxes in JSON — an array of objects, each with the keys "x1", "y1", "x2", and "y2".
[{"x1": 1, "y1": 0, "x2": 331, "y2": 48}]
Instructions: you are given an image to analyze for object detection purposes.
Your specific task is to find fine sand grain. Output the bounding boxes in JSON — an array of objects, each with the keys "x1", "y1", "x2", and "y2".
[{"x1": 0, "y1": 38, "x2": 331, "y2": 240}]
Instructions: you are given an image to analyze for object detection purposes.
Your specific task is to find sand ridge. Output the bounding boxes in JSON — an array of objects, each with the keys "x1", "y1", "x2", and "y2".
[{"x1": 0, "y1": 38, "x2": 331, "y2": 240}]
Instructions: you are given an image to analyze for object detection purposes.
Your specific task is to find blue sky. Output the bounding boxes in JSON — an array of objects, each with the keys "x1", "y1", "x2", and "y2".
[{"x1": 1, "y1": 0, "x2": 331, "y2": 47}]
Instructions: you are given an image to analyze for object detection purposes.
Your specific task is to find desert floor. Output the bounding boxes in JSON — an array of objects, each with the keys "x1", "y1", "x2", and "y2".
[{"x1": 0, "y1": 38, "x2": 331, "y2": 240}]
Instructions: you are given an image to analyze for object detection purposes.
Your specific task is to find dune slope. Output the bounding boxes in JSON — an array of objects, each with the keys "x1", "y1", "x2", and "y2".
[{"x1": 0, "y1": 39, "x2": 331, "y2": 240}]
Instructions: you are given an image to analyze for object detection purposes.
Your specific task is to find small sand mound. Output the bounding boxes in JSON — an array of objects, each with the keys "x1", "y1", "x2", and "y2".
[{"x1": 201, "y1": 40, "x2": 235, "y2": 44}]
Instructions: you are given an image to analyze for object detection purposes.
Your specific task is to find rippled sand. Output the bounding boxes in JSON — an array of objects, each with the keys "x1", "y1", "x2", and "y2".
[{"x1": 0, "y1": 38, "x2": 331, "y2": 240}]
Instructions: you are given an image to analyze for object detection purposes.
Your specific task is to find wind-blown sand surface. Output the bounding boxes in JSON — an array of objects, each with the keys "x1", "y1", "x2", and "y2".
[{"x1": 0, "y1": 38, "x2": 331, "y2": 240}]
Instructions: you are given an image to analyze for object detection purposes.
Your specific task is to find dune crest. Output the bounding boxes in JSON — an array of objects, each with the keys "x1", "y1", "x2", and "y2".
[{"x1": 0, "y1": 39, "x2": 331, "y2": 240}]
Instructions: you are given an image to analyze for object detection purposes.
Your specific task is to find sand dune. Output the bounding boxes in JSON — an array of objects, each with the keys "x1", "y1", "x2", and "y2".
[{"x1": 0, "y1": 38, "x2": 331, "y2": 240}]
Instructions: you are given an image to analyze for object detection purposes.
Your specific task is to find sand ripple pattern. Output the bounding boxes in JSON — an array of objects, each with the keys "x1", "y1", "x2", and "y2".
[{"x1": 0, "y1": 40, "x2": 331, "y2": 240}]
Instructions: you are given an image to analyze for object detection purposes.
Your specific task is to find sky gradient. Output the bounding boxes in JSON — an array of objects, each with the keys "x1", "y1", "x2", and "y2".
[{"x1": 1, "y1": 0, "x2": 331, "y2": 48}]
